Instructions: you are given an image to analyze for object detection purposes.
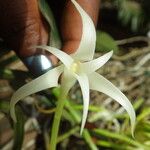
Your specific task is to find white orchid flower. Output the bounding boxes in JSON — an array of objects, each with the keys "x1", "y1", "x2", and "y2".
[{"x1": 10, "y1": 0, "x2": 135, "y2": 135}]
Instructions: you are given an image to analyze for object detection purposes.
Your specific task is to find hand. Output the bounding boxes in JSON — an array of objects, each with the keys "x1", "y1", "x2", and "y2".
[{"x1": 0, "y1": 0, "x2": 100, "y2": 75}]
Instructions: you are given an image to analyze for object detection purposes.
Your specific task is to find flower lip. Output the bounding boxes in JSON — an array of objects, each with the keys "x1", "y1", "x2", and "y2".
[{"x1": 70, "y1": 61, "x2": 81, "y2": 74}]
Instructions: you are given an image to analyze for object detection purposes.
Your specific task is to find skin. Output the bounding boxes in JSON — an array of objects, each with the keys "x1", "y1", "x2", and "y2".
[{"x1": 0, "y1": 0, "x2": 100, "y2": 66}]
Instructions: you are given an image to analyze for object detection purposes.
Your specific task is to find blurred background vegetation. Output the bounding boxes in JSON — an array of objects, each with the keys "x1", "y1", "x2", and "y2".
[{"x1": 0, "y1": 0, "x2": 150, "y2": 149}]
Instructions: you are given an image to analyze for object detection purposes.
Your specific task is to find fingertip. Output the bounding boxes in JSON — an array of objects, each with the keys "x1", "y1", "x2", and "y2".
[{"x1": 62, "y1": 40, "x2": 80, "y2": 54}]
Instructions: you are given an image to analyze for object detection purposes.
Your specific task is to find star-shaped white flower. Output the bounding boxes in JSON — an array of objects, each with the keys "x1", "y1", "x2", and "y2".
[{"x1": 10, "y1": 0, "x2": 135, "y2": 135}]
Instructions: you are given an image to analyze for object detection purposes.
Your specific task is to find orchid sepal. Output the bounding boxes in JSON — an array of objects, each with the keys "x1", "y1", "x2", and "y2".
[
  {"x1": 70, "y1": 0, "x2": 96, "y2": 61},
  {"x1": 10, "y1": 65, "x2": 63, "y2": 122},
  {"x1": 88, "y1": 72, "x2": 136, "y2": 136}
]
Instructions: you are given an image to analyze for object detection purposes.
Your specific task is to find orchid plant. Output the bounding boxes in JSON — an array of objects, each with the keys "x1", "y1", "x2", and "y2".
[{"x1": 10, "y1": 0, "x2": 136, "y2": 149}]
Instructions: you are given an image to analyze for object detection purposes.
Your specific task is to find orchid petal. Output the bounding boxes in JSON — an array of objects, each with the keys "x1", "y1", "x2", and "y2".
[
  {"x1": 71, "y1": 0, "x2": 96, "y2": 61},
  {"x1": 75, "y1": 74, "x2": 90, "y2": 134},
  {"x1": 89, "y1": 72, "x2": 136, "y2": 136},
  {"x1": 82, "y1": 51, "x2": 113, "y2": 74},
  {"x1": 10, "y1": 65, "x2": 63, "y2": 122},
  {"x1": 36, "y1": 46, "x2": 73, "y2": 68}
]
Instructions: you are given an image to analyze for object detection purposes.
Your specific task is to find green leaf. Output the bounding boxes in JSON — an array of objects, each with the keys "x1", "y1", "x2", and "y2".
[
  {"x1": 96, "y1": 31, "x2": 119, "y2": 53},
  {"x1": 38, "y1": 0, "x2": 61, "y2": 48},
  {"x1": 96, "y1": 140, "x2": 129, "y2": 150},
  {"x1": 137, "y1": 108, "x2": 150, "y2": 122},
  {"x1": 12, "y1": 106, "x2": 25, "y2": 150},
  {"x1": 0, "y1": 68, "x2": 14, "y2": 79},
  {"x1": 83, "y1": 129, "x2": 99, "y2": 150},
  {"x1": 0, "y1": 101, "x2": 25, "y2": 150},
  {"x1": 117, "y1": 0, "x2": 144, "y2": 32},
  {"x1": 0, "y1": 101, "x2": 10, "y2": 113},
  {"x1": 93, "y1": 128, "x2": 148, "y2": 149}
]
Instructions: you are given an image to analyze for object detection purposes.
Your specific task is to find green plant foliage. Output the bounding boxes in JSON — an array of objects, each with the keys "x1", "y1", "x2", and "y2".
[
  {"x1": 0, "y1": 68, "x2": 14, "y2": 79},
  {"x1": 0, "y1": 101, "x2": 10, "y2": 113},
  {"x1": 12, "y1": 107, "x2": 25, "y2": 150},
  {"x1": 116, "y1": 0, "x2": 144, "y2": 32},
  {"x1": 38, "y1": 0, "x2": 61, "y2": 48},
  {"x1": 0, "y1": 101, "x2": 25, "y2": 150},
  {"x1": 96, "y1": 30, "x2": 119, "y2": 53}
]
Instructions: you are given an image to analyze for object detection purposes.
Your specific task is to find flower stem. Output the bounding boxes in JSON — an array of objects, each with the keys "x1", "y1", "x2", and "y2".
[{"x1": 49, "y1": 87, "x2": 67, "y2": 150}]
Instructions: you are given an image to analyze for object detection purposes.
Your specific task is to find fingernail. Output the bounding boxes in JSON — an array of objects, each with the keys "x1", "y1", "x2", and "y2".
[{"x1": 22, "y1": 54, "x2": 53, "y2": 77}]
